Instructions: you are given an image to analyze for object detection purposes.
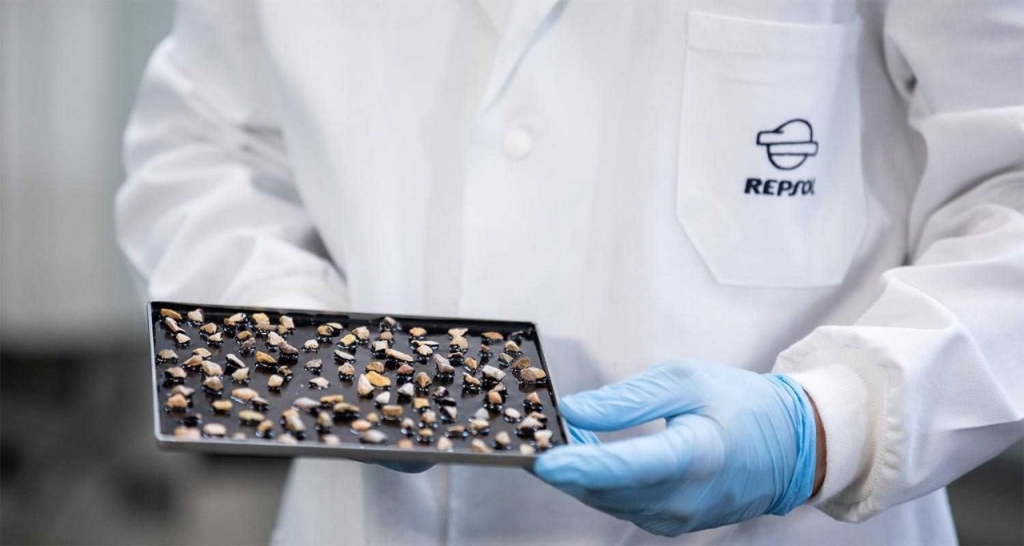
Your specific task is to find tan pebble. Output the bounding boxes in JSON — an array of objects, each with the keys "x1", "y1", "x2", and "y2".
[
  {"x1": 351, "y1": 419, "x2": 372, "y2": 432},
  {"x1": 278, "y1": 434, "x2": 298, "y2": 445},
  {"x1": 414, "y1": 372, "x2": 432, "y2": 388},
  {"x1": 165, "y1": 394, "x2": 188, "y2": 411},
  {"x1": 229, "y1": 367, "x2": 249, "y2": 382},
  {"x1": 352, "y1": 326, "x2": 370, "y2": 340},
  {"x1": 433, "y1": 354, "x2": 455, "y2": 374},
  {"x1": 504, "y1": 340, "x2": 521, "y2": 354},
  {"x1": 285, "y1": 414, "x2": 306, "y2": 434},
  {"x1": 400, "y1": 417, "x2": 416, "y2": 430},
  {"x1": 397, "y1": 383, "x2": 415, "y2": 398},
  {"x1": 525, "y1": 392, "x2": 542, "y2": 406},
  {"x1": 223, "y1": 312, "x2": 245, "y2": 326},
  {"x1": 360, "y1": 430, "x2": 388, "y2": 444},
  {"x1": 371, "y1": 340, "x2": 390, "y2": 353},
  {"x1": 268, "y1": 375, "x2": 285, "y2": 389},
  {"x1": 160, "y1": 308, "x2": 183, "y2": 320},
  {"x1": 165, "y1": 367, "x2": 187, "y2": 380},
  {"x1": 520, "y1": 443, "x2": 536, "y2": 455},
  {"x1": 504, "y1": 408, "x2": 522, "y2": 421},
  {"x1": 471, "y1": 439, "x2": 491, "y2": 453},
  {"x1": 231, "y1": 387, "x2": 258, "y2": 401},
  {"x1": 186, "y1": 308, "x2": 203, "y2": 323},
  {"x1": 203, "y1": 423, "x2": 226, "y2": 437},
  {"x1": 212, "y1": 400, "x2": 232, "y2": 413},
  {"x1": 365, "y1": 361, "x2": 385, "y2": 374},
  {"x1": 339, "y1": 333, "x2": 358, "y2": 347},
  {"x1": 378, "y1": 331, "x2": 393, "y2": 342},
  {"x1": 511, "y1": 356, "x2": 532, "y2": 371},
  {"x1": 334, "y1": 350, "x2": 356, "y2": 362},
  {"x1": 462, "y1": 373, "x2": 481, "y2": 388},
  {"x1": 202, "y1": 376, "x2": 224, "y2": 391},
  {"x1": 280, "y1": 342, "x2": 299, "y2": 356},
  {"x1": 251, "y1": 313, "x2": 270, "y2": 324},
  {"x1": 174, "y1": 333, "x2": 191, "y2": 345},
  {"x1": 193, "y1": 347, "x2": 213, "y2": 358},
  {"x1": 304, "y1": 339, "x2": 320, "y2": 351},
  {"x1": 379, "y1": 316, "x2": 397, "y2": 330},
  {"x1": 469, "y1": 419, "x2": 489, "y2": 434},
  {"x1": 481, "y1": 331, "x2": 503, "y2": 343},
  {"x1": 474, "y1": 408, "x2": 490, "y2": 421},
  {"x1": 338, "y1": 362, "x2": 356, "y2": 378},
  {"x1": 320, "y1": 394, "x2": 345, "y2": 406},
  {"x1": 316, "y1": 411, "x2": 333, "y2": 429},
  {"x1": 163, "y1": 317, "x2": 183, "y2": 333},
  {"x1": 267, "y1": 331, "x2": 285, "y2": 347},
  {"x1": 384, "y1": 348, "x2": 414, "y2": 363},
  {"x1": 182, "y1": 355, "x2": 204, "y2": 369},
  {"x1": 236, "y1": 330, "x2": 253, "y2": 342},
  {"x1": 255, "y1": 351, "x2": 277, "y2": 366},
  {"x1": 309, "y1": 377, "x2": 330, "y2": 389},
  {"x1": 333, "y1": 403, "x2": 360, "y2": 417},
  {"x1": 157, "y1": 349, "x2": 178, "y2": 362},
  {"x1": 421, "y1": 410, "x2": 437, "y2": 425},
  {"x1": 366, "y1": 412, "x2": 380, "y2": 424},
  {"x1": 326, "y1": 322, "x2": 344, "y2": 331},
  {"x1": 408, "y1": 327, "x2": 427, "y2": 337},
  {"x1": 486, "y1": 391, "x2": 503, "y2": 405},
  {"x1": 437, "y1": 437, "x2": 454, "y2": 451},
  {"x1": 174, "y1": 426, "x2": 200, "y2": 439},
  {"x1": 366, "y1": 371, "x2": 391, "y2": 388},
  {"x1": 396, "y1": 363, "x2": 415, "y2": 376},
  {"x1": 201, "y1": 361, "x2": 223, "y2": 376},
  {"x1": 375, "y1": 391, "x2": 391, "y2": 406},
  {"x1": 397, "y1": 439, "x2": 414, "y2": 449},
  {"x1": 416, "y1": 345, "x2": 433, "y2": 357},
  {"x1": 279, "y1": 315, "x2": 295, "y2": 330},
  {"x1": 199, "y1": 323, "x2": 218, "y2": 336},
  {"x1": 494, "y1": 431, "x2": 511, "y2": 448},
  {"x1": 256, "y1": 420, "x2": 274, "y2": 435},
  {"x1": 464, "y1": 357, "x2": 479, "y2": 371},
  {"x1": 382, "y1": 405, "x2": 403, "y2": 419},
  {"x1": 448, "y1": 328, "x2": 468, "y2": 338},
  {"x1": 483, "y1": 365, "x2": 506, "y2": 382},
  {"x1": 317, "y1": 324, "x2": 336, "y2": 337},
  {"x1": 293, "y1": 397, "x2": 319, "y2": 413},
  {"x1": 170, "y1": 385, "x2": 194, "y2": 398},
  {"x1": 520, "y1": 367, "x2": 547, "y2": 383},
  {"x1": 450, "y1": 336, "x2": 469, "y2": 352},
  {"x1": 239, "y1": 410, "x2": 265, "y2": 424},
  {"x1": 413, "y1": 397, "x2": 430, "y2": 411},
  {"x1": 207, "y1": 332, "x2": 224, "y2": 344},
  {"x1": 320, "y1": 434, "x2": 340, "y2": 445}
]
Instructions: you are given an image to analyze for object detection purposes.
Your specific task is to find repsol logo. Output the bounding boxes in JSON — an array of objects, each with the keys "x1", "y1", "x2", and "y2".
[{"x1": 744, "y1": 177, "x2": 815, "y2": 196}]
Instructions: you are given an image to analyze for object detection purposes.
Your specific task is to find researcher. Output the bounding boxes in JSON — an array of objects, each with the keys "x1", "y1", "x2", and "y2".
[{"x1": 116, "y1": 1, "x2": 1024, "y2": 544}]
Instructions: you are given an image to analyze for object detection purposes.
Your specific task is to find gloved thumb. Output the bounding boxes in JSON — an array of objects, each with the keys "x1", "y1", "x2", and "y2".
[{"x1": 559, "y1": 364, "x2": 701, "y2": 432}]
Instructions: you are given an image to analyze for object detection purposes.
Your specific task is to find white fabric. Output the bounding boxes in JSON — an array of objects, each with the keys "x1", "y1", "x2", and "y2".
[{"x1": 116, "y1": 0, "x2": 1024, "y2": 544}]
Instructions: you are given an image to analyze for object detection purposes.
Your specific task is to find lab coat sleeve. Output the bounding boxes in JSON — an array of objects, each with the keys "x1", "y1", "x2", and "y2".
[
  {"x1": 115, "y1": 0, "x2": 349, "y2": 311},
  {"x1": 773, "y1": 2, "x2": 1024, "y2": 523}
]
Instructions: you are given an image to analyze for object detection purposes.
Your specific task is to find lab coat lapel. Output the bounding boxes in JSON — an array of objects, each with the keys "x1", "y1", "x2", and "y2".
[{"x1": 476, "y1": 0, "x2": 564, "y2": 114}]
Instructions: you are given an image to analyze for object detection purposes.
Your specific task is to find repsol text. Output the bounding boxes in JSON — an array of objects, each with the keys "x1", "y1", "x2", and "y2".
[{"x1": 744, "y1": 178, "x2": 815, "y2": 196}]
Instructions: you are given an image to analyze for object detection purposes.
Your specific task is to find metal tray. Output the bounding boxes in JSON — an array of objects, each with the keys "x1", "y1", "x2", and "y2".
[{"x1": 150, "y1": 301, "x2": 567, "y2": 468}]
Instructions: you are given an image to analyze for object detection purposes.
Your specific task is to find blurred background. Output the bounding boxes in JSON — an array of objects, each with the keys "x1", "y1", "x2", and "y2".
[{"x1": 0, "y1": 1, "x2": 1021, "y2": 545}]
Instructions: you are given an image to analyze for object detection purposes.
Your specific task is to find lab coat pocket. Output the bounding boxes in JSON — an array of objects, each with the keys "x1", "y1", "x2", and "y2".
[{"x1": 676, "y1": 12, "x2": 866, "y2": 287}]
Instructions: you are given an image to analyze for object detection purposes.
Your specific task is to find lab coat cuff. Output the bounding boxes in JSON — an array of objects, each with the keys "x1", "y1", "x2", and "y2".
[
  {"x1": 221, "y1": 272, "x2": 350, "y2": 312},
  {"x1": 780, "y1": 364, "x2": 870, "y2": 509}
]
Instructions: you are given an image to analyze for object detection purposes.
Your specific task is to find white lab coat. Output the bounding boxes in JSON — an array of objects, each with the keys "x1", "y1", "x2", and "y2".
[{"x1": 116, "y1": 0, "x2": 1024, "y2": 544}]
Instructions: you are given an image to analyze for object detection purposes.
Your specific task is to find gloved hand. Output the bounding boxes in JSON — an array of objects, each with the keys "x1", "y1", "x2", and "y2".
[{"x1": 534, "y1": 361, "x2": 819, "y2": 537}]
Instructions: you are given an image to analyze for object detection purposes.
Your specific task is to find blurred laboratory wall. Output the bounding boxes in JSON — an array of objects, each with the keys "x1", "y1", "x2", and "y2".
[
  {"x1": 0, "y1": 2, "x2": 1021, "y2": 546},
  {"x1": 1, "y1": 2, "x2": 289, "y2": 545}
]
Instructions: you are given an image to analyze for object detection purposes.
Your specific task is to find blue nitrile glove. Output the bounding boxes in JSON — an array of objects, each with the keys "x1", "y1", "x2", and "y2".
[{"x1": 534, "y1": 361, "x2": 818, "y2": 537}]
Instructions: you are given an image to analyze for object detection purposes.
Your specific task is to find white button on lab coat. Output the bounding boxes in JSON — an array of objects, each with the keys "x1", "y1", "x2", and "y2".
[{"x1": 117, "y1": 1, "x2": 1024, "y2": 544}]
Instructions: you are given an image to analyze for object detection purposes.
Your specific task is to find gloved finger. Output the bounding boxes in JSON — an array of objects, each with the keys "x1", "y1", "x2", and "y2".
[
  {"x1": 555, "y1": 480, "x2": 680, "y2": 515},
  {"x1": 534, "y1": 420, "x2": 704, "y2": 490},
  {"x1": 567, "y1": 423, "x2": 601, "y2": 445},
  {"x1": 559, "y1": 364, "x2": 702, "y2": 432},
  {"x1": 376, "y1": 462, "x2": 435, "y2": 473}
]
